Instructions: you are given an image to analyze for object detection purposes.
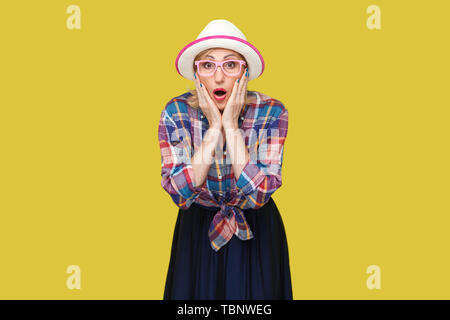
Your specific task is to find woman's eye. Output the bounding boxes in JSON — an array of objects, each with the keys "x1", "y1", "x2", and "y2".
[{"x1": 225, "y1": 62, "x2": 235, "y2": 68}]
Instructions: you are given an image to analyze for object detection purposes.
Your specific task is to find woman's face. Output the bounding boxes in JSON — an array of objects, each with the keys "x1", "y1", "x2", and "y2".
[{"x1": 195, "y1": 48, "x2": 247, "y2": 112}]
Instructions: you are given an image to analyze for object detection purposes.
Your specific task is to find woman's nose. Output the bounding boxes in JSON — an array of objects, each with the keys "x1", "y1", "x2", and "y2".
[{"x1": 214, "y1": 66, "x2": 225, "y2": 80}]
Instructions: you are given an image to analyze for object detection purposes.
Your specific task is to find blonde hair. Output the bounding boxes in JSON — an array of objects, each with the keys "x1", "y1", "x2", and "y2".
[{"x1": 187, "y1": 48, "x2": 254, "y2": 108}]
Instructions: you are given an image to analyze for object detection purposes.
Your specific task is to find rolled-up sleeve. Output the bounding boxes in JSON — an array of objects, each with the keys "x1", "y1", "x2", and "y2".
[
  {"x1": 236, "y1": 108, "x2": 288, "y2": 209},
  {"x1": 158, "y1": 101, "x2": 201, "y2": 209}
]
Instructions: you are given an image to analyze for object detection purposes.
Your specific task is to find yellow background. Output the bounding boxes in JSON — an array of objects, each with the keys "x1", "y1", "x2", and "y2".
[{"x1": 1, "y1": 0, "x2": 449, "y2": 299}]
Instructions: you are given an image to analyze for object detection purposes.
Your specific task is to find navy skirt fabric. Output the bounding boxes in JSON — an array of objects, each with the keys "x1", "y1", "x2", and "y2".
[{"x1": 163, "y1": 197, "x2": 293, "y2": 300}]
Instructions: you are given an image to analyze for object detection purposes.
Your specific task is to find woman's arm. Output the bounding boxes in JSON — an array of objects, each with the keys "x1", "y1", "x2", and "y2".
[
  {"x1": 223, "y1": 122, "x2": 250, "y2": 180},
  {"x1": 191, "y1": 125, "x2": 222, "y2": 188},
  {"x1": 191, "y1": 71, "x2": 225, "y2": 188},
  {"x1": 159, "y1": 102, "x2": 205, "y2": 209},
  {"x1": 159, "y1": 98, "x2": 225, "y2": 209},
  {"x1": 225, "y1": 108, "x2": 289, "y2": 209}
]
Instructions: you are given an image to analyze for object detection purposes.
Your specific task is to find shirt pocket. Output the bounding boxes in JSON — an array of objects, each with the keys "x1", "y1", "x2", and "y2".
[{"x1": 252, "y1": 115, "x2": 277, "y2": 129}]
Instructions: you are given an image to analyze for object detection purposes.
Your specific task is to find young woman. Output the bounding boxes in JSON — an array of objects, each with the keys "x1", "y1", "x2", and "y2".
[{"x1": 159, "y1": 19, "x2": 292, "y2": 299}]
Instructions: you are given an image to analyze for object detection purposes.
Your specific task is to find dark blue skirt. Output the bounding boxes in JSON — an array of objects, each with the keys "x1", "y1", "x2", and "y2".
[{"x1": 163, "y1": 197, "x2": 293, "y2": 300}]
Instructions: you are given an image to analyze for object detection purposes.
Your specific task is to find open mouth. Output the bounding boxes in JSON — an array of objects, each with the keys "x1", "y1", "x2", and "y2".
[{"x1": 213, "y1": 88, "x2": 227, "y2": 101}]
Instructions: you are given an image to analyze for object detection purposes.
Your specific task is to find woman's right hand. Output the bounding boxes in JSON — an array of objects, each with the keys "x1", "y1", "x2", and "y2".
[{"x1": 194, "y1": 72, "x2": 222, "y2": 130}]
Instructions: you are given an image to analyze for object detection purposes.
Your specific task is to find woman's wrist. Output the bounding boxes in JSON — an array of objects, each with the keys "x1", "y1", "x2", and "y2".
[
  {"x1": 222, "y1": 120, "x2": 238, "y2": 130},
  {"x1": 209, "y1": 121, "x2": 222, "y2": 131}
]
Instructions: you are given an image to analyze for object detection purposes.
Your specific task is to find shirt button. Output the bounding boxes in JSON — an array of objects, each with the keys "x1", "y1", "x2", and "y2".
[
  {"x1": 200, "y1": 114, "x2": 204, "y2": 119},
  {"x1": 218, "y1": 174, "x2": 222, "y2": 179},
  {"x1": 240, "y1": 116, "x2": 244, "y2": 121}
]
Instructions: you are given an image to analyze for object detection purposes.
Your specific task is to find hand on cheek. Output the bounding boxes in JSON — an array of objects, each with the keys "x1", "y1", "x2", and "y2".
[
  {"x1": 194, "y1": 72, "x2": 223, "y2": 129},
  {"x1": 222, "y1": 68, "x2": 248, "y2": 129}
]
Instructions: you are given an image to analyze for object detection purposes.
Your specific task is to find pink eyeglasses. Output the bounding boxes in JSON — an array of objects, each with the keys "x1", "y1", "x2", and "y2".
[{"x1": 194, "y1": 60, "x2": 247, "y2": 77}]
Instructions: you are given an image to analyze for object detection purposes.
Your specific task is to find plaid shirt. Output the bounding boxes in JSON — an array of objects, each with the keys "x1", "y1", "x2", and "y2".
[{"x1": 158, "y1": 90, "x2": 288, "y2": 252}]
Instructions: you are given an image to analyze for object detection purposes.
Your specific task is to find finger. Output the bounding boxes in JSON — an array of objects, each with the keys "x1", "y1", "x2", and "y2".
[
  {"x1": 194, "y1": 72, "x2": 203, "y2": 97},
  {"x1": 194, "y1": 72, "x2": 207, "y2": 108},
  {"x1": 240, "y1": 67, "x2": 247, "y2": 87},
  {"x1": 195, "y1": 72, "x2": 209, "y2": 103},
  {"x1": 193, "y1": 72, "x2": 200, "y2": 94},
  {"x1": 236, "y1": 68, "x2": 247, "y2": 102},
  {"x1": 243, "y1": 68, "x2": 249, "y2": 103},
  {"x1": 233, "y1": 69, "x2": 246, "y2": 108},
  {"x1": 244, "y1": 67, "x2": 249, "y2": 87},
  {"x1": 194, "y1": 73, "x2": 219, "y2": 113},
  {"x1": 228, "y1": 77, "x2": 240, "y2": 102},
  {"x1": 201, "y1": 82, "x2": 220, "y2": 111},
  {"x1": 223, "y1": 79, "x2": 240, "y2": 118}
]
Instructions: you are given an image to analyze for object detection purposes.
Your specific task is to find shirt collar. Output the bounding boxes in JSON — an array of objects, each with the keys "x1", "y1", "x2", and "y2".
[{"x1": 239, "y1": 90, "x2": 257, "y2": 121}]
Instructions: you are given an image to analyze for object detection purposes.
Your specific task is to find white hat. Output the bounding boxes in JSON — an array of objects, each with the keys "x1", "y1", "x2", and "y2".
[{"x1": 175, "y1": 19, "x2": 265, "y2": 81}]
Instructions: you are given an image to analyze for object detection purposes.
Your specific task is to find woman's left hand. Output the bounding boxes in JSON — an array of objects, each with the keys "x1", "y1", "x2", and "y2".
[{"x1": 221, "y1": 68, "x2": 248, "y2": 129}]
